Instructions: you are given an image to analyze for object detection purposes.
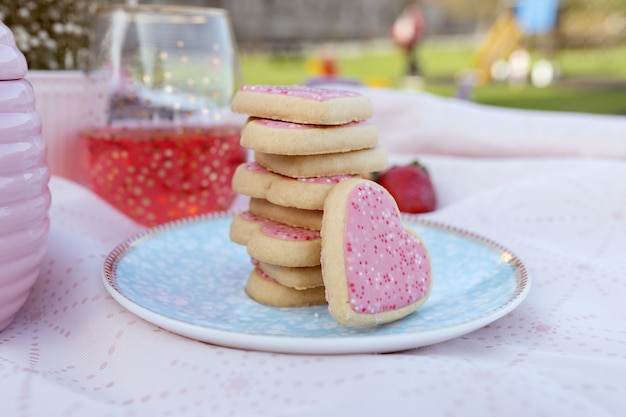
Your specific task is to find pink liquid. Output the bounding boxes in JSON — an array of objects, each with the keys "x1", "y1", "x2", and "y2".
[{"x1": 80, "y1": 125, "x2": 245, "y2": 227}]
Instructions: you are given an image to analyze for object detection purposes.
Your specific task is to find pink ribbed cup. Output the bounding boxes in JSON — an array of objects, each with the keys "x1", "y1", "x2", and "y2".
[{"x1": 0, "y1": 22, "x2": 51, "y2": 331}]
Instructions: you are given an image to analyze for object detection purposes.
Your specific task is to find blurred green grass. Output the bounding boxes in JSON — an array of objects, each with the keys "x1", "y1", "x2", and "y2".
[{"x1": 240, "y1": 42, "x2": 626, "y2": 115}]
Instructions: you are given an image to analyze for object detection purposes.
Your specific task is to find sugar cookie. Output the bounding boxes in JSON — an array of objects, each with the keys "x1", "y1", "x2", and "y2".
[
  {"x1": 246, "y1": 267, "x2": 326, "y2": 307},
  {"x1": 321, "y1": 178, "x2": 432, "y2": 326},
  {"x1": 232, "y1": 162, "x2": 356, "y2": 210},
  {"x1": 241, "y1": 118, "x2": 378, "y2": 155},
  {"x1": 249, "y1": 198, "x2": 322, "y2": 231},
  {"x1": 231, "y1": 85, "x2": 373, "y2": 125},
  {"x1": 230, "y1": 211, "x2": 321, "y2": 267},
  {"x1": 256, "y1": 260, "x2": 323, "y2": 290},
  {"x1": 254, "y1": 146, "x2": 388, "y2": 178}
]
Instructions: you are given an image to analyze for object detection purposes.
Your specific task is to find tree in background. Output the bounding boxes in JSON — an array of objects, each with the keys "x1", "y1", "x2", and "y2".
[{"x1": 0, "y1": 0, "x2": 118, "y2": 70}]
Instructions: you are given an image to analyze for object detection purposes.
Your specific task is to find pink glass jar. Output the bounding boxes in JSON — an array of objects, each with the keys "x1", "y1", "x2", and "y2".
[{"x1": 0, "y1": 22, "x2": 51, "y2": 331}]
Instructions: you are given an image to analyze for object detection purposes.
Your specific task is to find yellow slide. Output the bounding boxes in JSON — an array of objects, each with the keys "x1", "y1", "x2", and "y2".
[{"x1": 470, "y1": 10, "x2": 524, "y2": 84}]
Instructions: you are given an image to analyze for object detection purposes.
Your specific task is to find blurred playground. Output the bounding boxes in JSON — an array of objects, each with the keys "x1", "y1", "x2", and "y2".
[{"x1": 239, "y1": 0, "x2": 626, "y2": 115}]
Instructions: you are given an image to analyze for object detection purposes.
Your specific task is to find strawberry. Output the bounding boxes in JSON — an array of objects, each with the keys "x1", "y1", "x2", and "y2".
[{"x1": 374, "y1": 161, "x2": 437, "y2": 213}]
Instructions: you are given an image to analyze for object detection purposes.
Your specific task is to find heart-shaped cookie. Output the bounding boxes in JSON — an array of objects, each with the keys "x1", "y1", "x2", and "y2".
[
  {"x1": 254, "y1": 145, "x2": 388, "y2": 178},
  {"x1": 232, "y1": 162, "x2": 356, "y2": 210},
  {"x1": 230, "y1": 211, "x2": 321, "y2": 267},
  {"x1": 321, "y1": 178, "x2": 432, "y2": 326}
]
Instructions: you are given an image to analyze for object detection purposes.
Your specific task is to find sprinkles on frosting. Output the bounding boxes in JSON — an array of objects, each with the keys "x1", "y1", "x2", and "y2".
[{"x1": 342, "y1": 181, "x2": 431, "y2": 314}]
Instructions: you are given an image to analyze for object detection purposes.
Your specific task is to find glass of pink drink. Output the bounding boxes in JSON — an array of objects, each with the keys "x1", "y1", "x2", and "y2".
[{"x1": 81, "y1": 5, "x2": 245, "y2": 227}]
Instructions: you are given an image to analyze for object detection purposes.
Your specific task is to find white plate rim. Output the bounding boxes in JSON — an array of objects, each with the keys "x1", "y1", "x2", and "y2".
[{"x1": 102, "y1": 211, "x2": 531, "y2": 354}]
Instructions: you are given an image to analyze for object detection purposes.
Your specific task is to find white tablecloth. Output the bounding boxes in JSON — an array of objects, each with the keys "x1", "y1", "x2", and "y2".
[{"x1": 2, "y1": 87, "x2": 626, "y2": 416}]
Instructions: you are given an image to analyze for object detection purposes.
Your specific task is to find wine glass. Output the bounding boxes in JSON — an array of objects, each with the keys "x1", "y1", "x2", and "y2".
[{"x1": 81, "y1": 5, "x2": 246, "y2": 227}]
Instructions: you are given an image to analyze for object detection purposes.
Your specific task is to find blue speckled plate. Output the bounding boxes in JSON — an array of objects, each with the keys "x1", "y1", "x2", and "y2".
[{"x1": 103, "y1": 212, "x2": 530, "y2": 354}]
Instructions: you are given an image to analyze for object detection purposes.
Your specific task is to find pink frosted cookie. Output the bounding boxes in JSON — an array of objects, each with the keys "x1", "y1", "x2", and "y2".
[
  {"x1": 232, "y1": 162, "x2": 357, "y2": 210},
  {"x1": 230, "y1": 211, "x2": 321, "y2": 267},
  {"x1": 241, "y1": 117, "x2": 379, "y2": 155},
  {"x1": 256, "y1": 260, "x2": 323, "y2": 290},
  {"x1": 246, "y1": 267, "x2": 327, "y2": 307},
  {"x1": 321, "y1": 178, "x2": 433, "y2": 326},
  {"x1": 254, "y1": 146, "x2": 388, "y2": 179},
  {"x1": 249, "y1": 198, "x2": 323, "y2": 231},
  {"x1": 231, "y1": 85, "x2": 374, "y2": 125}
]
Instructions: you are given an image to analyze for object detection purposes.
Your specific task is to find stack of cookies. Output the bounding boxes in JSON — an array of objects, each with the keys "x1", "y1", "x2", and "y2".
[{"x1": 229, "y1": 85, "x2": 388, "y2": 308}]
